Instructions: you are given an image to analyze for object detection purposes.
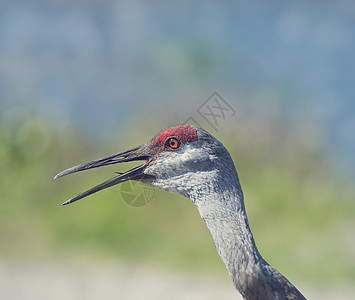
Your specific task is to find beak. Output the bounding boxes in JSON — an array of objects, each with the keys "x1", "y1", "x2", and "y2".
[{"x1": 54, "y1": 145, "x2": 153, "y2": 206}]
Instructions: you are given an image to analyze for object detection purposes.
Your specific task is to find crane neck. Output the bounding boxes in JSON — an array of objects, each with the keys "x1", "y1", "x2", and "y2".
[
  {"x1": 188, "y1": 173, "x2": 263, "y2": 295},
  {"x1": 186, "y1": 169, "x2": 306, "y2": 300}
]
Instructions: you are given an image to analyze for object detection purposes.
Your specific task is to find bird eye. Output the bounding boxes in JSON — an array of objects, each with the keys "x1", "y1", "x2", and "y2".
[{"x1": 166, "y1": 137, "x2": 180, "y2": 149}]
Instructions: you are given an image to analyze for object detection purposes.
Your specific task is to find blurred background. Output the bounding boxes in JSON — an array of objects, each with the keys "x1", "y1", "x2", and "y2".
[{"x1": 1, "y1": 0, "x2": 354, "y2": 299}]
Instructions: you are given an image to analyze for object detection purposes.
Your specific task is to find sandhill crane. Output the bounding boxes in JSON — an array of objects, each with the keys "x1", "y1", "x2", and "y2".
[{"x1": 55, "y1": 125, "x2": 306, "y2": 300}]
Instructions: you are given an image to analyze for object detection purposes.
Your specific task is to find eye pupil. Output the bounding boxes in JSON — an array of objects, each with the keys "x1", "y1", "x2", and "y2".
[{"x1": 167, "y1": 138, "x2": 180, "y2": 149}]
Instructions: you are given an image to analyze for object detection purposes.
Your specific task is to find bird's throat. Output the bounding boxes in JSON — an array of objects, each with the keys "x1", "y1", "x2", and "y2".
[
  {"x1": 187, "y1": 177, "x2": 270, "y2": 298},
  {"x1": 187, "y1": 172, "x2": 306, "y2": 300}
]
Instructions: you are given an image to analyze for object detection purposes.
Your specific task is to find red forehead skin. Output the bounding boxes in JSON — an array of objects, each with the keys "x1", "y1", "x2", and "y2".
[{"x1": 151, "y1": 125, "x2": 198, "y2": 146}]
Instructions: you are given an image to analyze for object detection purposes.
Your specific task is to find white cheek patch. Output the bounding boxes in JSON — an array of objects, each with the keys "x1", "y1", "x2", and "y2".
[
  {"x1": 147, "y1": 169, "x2": 218, "y2": 198},
  {"x1": 145, "y1": 145, "x2": 208, "y2": 178},
  {"x1": 165, "y1": 145, "x2": 204, "y2": 165},
  {"x1": 142, "y1": 144, "x2": 217, "y2": 196}
]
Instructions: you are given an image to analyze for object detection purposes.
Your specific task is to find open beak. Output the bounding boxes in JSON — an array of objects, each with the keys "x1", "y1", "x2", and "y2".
[{"x1": 54, "y1": 145, "x2": 153, "y2": 206}]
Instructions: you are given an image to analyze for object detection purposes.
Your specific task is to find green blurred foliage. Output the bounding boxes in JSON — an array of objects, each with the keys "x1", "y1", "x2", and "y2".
[{"x1": 0, "y1": 110, "x2": 354, "y2": 285}]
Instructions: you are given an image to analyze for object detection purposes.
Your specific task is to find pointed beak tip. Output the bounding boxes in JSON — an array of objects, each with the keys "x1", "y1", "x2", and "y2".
[
  {"x1": 54, "y1": 170, "x2": 68, "y2": 179},
  {"x1": 54, "y1": 169, "x2": 72, "y2": 180}
]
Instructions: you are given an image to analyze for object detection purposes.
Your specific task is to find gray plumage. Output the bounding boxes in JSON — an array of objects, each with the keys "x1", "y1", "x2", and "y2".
[{"x1": 55, "y1": 125, "x2": 307, "y2": 300}]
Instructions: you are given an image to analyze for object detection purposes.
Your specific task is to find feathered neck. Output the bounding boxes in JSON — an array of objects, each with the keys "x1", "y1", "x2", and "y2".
[{"x1": 186, "y1": 168, "x2": 306, "y2": 300}]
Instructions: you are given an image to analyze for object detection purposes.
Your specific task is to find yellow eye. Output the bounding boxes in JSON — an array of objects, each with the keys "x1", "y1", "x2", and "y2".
[{"x1": 167, "y1": 137, "x2": 180, "y2": 149}]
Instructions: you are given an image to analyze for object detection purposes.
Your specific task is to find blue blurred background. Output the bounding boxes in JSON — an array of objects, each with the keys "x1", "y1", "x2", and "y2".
[{"x1": 1, "y1": 1, "x2": 354, "y2": 299}]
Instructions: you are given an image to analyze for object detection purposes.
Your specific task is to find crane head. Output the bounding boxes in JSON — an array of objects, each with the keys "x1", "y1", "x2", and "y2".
[{"x1": 55, "y1": 125, "x2": 233, "y2": 206}]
